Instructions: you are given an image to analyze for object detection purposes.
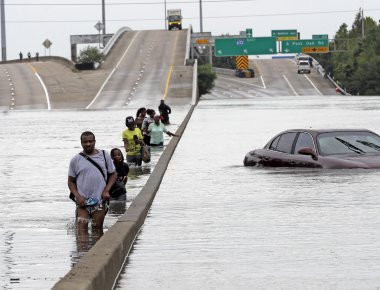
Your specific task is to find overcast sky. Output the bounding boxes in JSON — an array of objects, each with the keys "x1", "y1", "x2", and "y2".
[{"x1": 1, "y1": 0, "x2": 380, "y2": 60}]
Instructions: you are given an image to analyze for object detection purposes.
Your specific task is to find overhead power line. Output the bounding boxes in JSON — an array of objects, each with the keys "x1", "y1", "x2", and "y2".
[
  {"x1": 4, "y1": 0, "x2": 261, "y2": 6},
  {"x1": 5, "y1": 8, "x2": 380, "y2": 23}
]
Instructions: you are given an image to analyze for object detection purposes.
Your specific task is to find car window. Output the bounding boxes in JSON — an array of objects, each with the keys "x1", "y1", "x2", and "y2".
[
  {"x1": 318, "y1": 131, "x2": 380, "y2": 155},
  {"x1": 299, "y1": 61, "x2": 309, "y2": 66},
  {"x1": 294, "y1": 133, "x2": 315, "y2": 154},
  {"x1": 276, "y1": 133, "x2": 297, "y2": 153},
  {"x1": 269, "y1": 135, "x2": 281, "y2": 150}
]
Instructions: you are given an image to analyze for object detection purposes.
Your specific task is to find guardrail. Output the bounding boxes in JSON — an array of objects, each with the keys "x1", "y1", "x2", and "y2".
[
  {"x1": 309, "y1": 55, "x2": 351, "y2": 96},
  {"x1": 0, "y1": 56, "x2": 75, "y2": 68},
  {"x1": 326, "y1": 74, "x2": 352, "y2": 96},
  {"x1": 184, "y1": 24, "x2": 192, "y2": 65},
  {"x1": 102, "y1": 26, "x2": 132, "y2": 58}
]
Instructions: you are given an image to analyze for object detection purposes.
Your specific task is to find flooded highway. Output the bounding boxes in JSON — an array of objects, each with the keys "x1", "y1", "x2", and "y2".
[
  {"x1": 116, "y1": 95, "x2": 380, "y2": 289},
  {"x1": 0, "y1": 107, "x2": 188, "y2": 289}
]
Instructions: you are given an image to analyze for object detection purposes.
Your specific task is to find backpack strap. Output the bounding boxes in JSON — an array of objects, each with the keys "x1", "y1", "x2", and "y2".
[{"x1": 79, "y1": 152, "x2": 106, "y2": 181}]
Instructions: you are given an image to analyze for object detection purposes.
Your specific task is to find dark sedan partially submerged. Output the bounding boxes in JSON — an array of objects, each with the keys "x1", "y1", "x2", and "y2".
[{"x1": 244, "y1": 129, "x2": 380, "y2": 169}]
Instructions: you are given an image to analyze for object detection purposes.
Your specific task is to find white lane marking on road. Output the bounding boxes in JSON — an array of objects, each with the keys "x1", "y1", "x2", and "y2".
[
  {"x1": 34, "y1": 72, "x2": 51, "y2": 110},
  {"x1": 28, "y1": 64, "x2": 51, "y2": 110},
  {"x1": 260, "y1": 75, "x2": 266, "y2": 89},
  {"x1": 304, "y1": 74, "x2": 323, "y2": 95},
  {"x1": 282, "y1": 75, "x2": 299, "y2": 96},
  {"x1": 217, "y1": 76, "x2": 266, "y2": 89},
  {"x1": 86, "y1": 31, "x2": 140, "y2": 109}
]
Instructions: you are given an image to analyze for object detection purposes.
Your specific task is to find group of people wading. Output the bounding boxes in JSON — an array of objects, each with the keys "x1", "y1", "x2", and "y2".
[{"x1": 68, "y1": 100, "x2": 178, "y2": 235}]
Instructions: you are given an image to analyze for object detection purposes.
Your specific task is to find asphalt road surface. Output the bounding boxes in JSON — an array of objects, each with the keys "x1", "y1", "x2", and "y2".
[
  {"x1": 0, "y1": 63, "x2": 47, "y2": 110},
  {"x1": 87, "y1": 29, "x2": 191, "y2": 110},
  {"x1": 205, "y1": 58, "x2": 339, "y2": 100}
]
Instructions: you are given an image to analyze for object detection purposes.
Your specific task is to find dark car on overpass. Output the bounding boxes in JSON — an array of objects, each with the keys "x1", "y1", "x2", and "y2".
[{"x1": 244, "y1": 129, "x2": 380, "y2": 169}]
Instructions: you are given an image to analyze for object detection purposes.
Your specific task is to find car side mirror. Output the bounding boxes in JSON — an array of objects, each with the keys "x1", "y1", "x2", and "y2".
[{"x1": 298, "y1": 147, "x2": 318, "y2": 160}]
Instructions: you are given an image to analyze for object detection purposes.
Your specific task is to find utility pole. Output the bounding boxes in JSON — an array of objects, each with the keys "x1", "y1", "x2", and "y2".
[
  {"x1": 199, "y1": 0, "x2": 203, "y2": 33},
  {"x1": 164, "y1": 0, "x2": 167, "y2": 30},
  {"x1": 102, "y1": 0, "x2": 106, "y2": 35},
  {"x1": 361, "y1": 7, "x2": 365, "y2": 38},
  {"x1": 0, "y1": 0, "x2": 6, "y2": 61}
]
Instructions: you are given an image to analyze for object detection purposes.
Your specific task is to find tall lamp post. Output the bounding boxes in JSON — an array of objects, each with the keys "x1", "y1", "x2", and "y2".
[{"x1": 0, "y1": 0, "x2": 6, "y2": 61}]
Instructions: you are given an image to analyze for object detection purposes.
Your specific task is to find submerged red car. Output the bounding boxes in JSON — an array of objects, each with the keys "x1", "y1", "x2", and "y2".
[{"x1": 244, "y1": 129, "x2": 380, "y2": 169}]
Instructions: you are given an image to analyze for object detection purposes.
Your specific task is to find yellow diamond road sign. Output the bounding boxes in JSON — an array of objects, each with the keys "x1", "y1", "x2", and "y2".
[
  {"x1": 236, "y1": 55, "x2": 249, "y2": 70},
  {"x1": 302, "y1": 46, "x2": 329, "y2": 53},
  {"x1": 42, "y1": 39, "x2": 52, "y2": 49}
]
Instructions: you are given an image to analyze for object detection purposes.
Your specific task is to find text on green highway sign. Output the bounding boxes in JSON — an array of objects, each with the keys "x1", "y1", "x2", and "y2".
[
  {"x1": 281, "y1": 39, "x2": 329, "y2": 53},
  {"x1": 215, "y1": 37, "x2": 277, "y2": 56}
]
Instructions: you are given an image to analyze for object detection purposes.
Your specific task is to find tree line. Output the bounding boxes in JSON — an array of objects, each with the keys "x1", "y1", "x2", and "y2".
[{"x1": 314, "y1": 10, "x2": 380, "y2": 95}]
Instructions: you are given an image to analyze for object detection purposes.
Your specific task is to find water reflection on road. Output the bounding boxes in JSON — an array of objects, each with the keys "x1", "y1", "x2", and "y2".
[
  {"x1": 0, "y1": 107, "x2": 188, "y2": 289},
  {"x1": 117, "y1": 96, "x2": 380, "y2": 289}
]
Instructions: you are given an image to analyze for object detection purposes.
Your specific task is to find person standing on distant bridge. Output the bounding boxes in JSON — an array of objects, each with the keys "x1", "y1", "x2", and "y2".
[
  {"x1": 122, "y1": 116, "x2": 144, "y2": 166},
  {"x1": 158, "y1": 100, "x2": 171, "y2": 125}
]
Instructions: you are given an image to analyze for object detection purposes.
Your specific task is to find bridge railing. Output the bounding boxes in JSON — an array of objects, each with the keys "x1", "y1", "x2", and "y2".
[
  {"x1": 184, "y1": 24, "x2": 193, "y2": 66},
  {"x1": 102, "y1": 27, "x2": 132, "y2": 58},
  {"x1": 309, "y1": 56, "x2": 351, "y2": 96}
]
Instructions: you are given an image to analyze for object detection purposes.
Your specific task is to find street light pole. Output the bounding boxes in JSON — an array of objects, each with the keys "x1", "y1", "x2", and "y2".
[
  {"x1": 0, "y1": 0, "x2": 7, "y2": 61},
  {"x1": 199, "y1": 0, "x2": 203, "y2": 33}
]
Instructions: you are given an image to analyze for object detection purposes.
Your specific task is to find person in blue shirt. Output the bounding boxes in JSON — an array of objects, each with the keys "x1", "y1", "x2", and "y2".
[{"x1": 147, "y1": 115, "x2": 178, "y2": 146}]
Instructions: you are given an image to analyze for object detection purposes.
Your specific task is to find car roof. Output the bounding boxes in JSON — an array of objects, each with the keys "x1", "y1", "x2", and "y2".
[{"x1": 280, "y1": 129, "x2": 375, "y2": 136}]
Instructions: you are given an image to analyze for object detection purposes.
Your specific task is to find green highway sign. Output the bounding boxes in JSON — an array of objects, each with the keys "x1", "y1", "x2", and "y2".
[
  {"x1": 215, "y1": 37, "x2": 277, "y2": 56},
  {"x1": 312, "y1": 34, "x2": 329, "y2": 40},
  {"x1": 271, "y1": 29, "x2": 298, "y2": 40},
  {"x1": 246, "y1": 28, "x2": 253, "y2": 38},
  {"x1": 281, "y1": 39, "x2": 329, "y2": 53}
]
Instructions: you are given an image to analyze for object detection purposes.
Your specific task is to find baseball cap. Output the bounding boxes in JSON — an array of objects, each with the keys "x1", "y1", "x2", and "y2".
[{"x1": 125, "y1": 116, "x2": 135, "y2": 126}]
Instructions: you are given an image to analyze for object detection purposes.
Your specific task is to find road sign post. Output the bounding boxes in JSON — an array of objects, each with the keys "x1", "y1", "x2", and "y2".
[
  {"x1": 42, "y1": 38, "x2": 52, "y2": 56},
  {"x1": 94, "y1": 21, "x2": 105, "y2": 48},
  {"x1": 215, "y1": 37, "x2": 277, "y2": 56},
  {"x1": 281, "y1": 39, "x2": 329, "y2": 53}
]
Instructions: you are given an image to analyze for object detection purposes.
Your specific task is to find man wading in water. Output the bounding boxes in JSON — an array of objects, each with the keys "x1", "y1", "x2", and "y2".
[{"x1": 68, "y1": 131, "x2": 117, "y2": 235}]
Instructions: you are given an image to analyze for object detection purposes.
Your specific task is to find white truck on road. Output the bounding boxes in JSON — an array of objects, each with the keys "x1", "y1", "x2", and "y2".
[{"x1": 297, "y1": 61, "x2": 311, "y2": 74}]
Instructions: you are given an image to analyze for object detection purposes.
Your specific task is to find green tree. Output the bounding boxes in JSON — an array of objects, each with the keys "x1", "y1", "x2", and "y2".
[
  {"x1": 198, "y1": 64, "x2": 216, "y2": 95},
  {"x1": 314, "y1": 11, "x2": 380, "y2": 95},
  {"x1": 77, "y1": 46, "x2": 104, "y2": 63}
]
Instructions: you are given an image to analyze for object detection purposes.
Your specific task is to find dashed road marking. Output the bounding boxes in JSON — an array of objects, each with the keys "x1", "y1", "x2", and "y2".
[
  {"x1": 304, "y1": 74, "x2": 323, "y2": 95},
  {"x1": 282, "y1": 74, "x2": 299, "y2": 96}
]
